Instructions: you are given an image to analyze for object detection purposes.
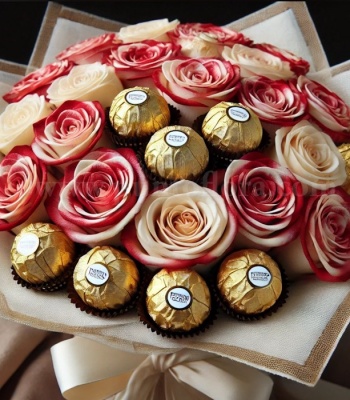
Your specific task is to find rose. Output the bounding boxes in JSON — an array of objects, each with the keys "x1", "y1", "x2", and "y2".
[
  {"x1": 121, "y1": 180, "x2": 237, "y2": 269},
  {"x1": 300, "y1": 187, "x2": 350, "y2": 282},
  {"x1": 238, "y1": 76, "x2": 307, "y2": 125},
  {"x1": 2, "y1": 60, "x2": 74, "y2": 103},
  {"x1": 118, "y1": 19, "x2": 179, "y2": 43},
  {"x1": 32, "y1": 100, "x2": 107, "y2": 166},
  {"x1": 0, "y1": 94, "x2": 53, "y2": 155},
  {"x1": 222, "y1": 44, "x2": 295, "y2": 80},
  {"x1": 167, "y1": 23, "x2": 253, "y2": 58},
  {"x1": 56, "y1": 32, "x2": 119, "y2": 64},
  {"x1": 274, "y1": 120, "x2": 347, "y2": 192},
  {"x1": 45, "y1": 147, "x2": 149, "y2": 246},
  {"x1": 0, "y1": 145, "x2": 52, "y2": 232},
  {"x1": 222, "y1": 152, "x2": 304, "y2": 249},
  {"x1": 297, "y1": 75, "x2": 350, "y2": 144},
  {"x1": 105, "y1": 40, "x2": 181, "y2": 81},
  {"x1": 46, "y1": 62, "x2": 123, "y2": 108},
  {"x1": 253, "y1": 43, "x2": 310, "y2": 76}
]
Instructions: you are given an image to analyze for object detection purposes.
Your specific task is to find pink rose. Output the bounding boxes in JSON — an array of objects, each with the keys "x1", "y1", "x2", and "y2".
[
  {"x1": 297, "y1": 75, "x2": 350, "y2": 144},
  {"x1": 2, "y1": 60, "x2": 74, "y2": 103},
  {"x1": 32, "y1": 100, "x2": 107, "y2": 167},
  {"x1": 300, "y1": 188, "x2": 350, "y2": 282},
  {"x1": 56, "y1": 33, "x2": 119, "y2": 64},
  {"x1": 105, "y1": 40, "x2": 181, "y2": 81},
  {"x1": 121, "y1": 180, "x2": 237, "y2": 270},
  {"x1": 222, "y1": 152, "x2": 304, "y2": 249},
  {"x1": 0, "y1": 145, "x2": 51, "y2": 232},
  {"x1": 253, "y1": 43, "x2": 310, "y2": 76},
  {"x1": 168, "y1": 23, "x2": 252, "y2": 58},
  {"x1": 45, "y1": 147, "x2": 149, "y2": 246},
  {"x1": 238, "y1": 76, "x2": 307, "y2": 125}
]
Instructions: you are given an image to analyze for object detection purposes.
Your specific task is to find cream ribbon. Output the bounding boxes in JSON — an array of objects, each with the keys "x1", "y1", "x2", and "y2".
[{"x1": 51, "y1": 336, "x2": 273, "y2": 400}]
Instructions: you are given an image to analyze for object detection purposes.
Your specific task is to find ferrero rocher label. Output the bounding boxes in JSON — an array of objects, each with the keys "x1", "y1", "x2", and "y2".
[
  {"x1": 11, "y1": 222, "x2": 75, "y2": 284},
  {"x1": 146, "y1": 269, "x2": 211, "y2": 332},
  {"x1": 144, "y1": 125, "x2": 209, "y2": 181},
  {"x1": 109, "y1": 86, "x2": 171, "y2": 137},
  {"x1": 202, "y1": 102, "x2": 263, "y2": 153},
  {"x1": 217, "y1": 249, "x2": 282, "y2": 315},
  {"x1": 73, "y1": 246, "x2": 139, "y2": 310},
  {"x1": 338, "y1": 143, "x2": 350, "y2": 194}
]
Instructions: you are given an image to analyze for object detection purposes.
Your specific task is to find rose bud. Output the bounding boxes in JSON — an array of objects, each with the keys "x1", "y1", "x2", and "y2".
[
  {"x1": 0, "y1": 145, "x2": 56, "y2": 235},
  {"x1": 121, "y1": 180, "x2": 237, "y2": 271},
  {"x1": 118, "y1": 19, "x2": 179, "y2": 43},
  {"x1": 222, "y1": 152, "x2": 304, "y2": 251},
  {"x1": 297, "y1": 75, "x2": 350, "y2": 144},
  {"x1": 56, "y1": 32, "x2": 119, "y2": 65},
  {"x1": 2, "y1": 60, "x2": 74, "y2": 103},
  {"x1": 45, "y1": 147, "x2": 149, "y2": 247}
]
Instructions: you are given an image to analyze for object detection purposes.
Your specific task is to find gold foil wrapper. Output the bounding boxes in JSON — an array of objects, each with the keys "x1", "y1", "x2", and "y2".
[
  {"x1": 146, "y1": 269, "x2": 211, "y2": 332},
  {"x1": 109, "y1": 86, "x2": 171, "y2": 138},
  {"x1": 338, "y1": 143, "x2": 350, "y2": 194},
  {"x1": 73, "y1": 246, "x2": 139, "y2": 310},
  {"x1": 217, "y1": 249, "x2": 282, "y2": 315},
  {"x1": 144, "y1": 125, "x2": 209, "y2": 180},
  {"x1": 201, "y1": 102, "x2": 263, "y2": 153},
  {"x1": 11, "y1": 223, "x2": 75, "y2": 284}
]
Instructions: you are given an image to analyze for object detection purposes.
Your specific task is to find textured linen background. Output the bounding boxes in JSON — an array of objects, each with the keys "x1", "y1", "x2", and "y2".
[{"x1": 0, "y1": 1, "x2": 349, "y2": 396}]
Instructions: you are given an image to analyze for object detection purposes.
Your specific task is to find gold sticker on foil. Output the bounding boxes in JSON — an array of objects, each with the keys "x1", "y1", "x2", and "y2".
[
  {"x1": 165, "y1": 130, "x2": 189, "y2": 147},
  {"x1": 125, "y1": 90, "x2": 148, "y2": 105},
  {"x1": 17, "y1": 233, "x2": 40, "y2": 256},
  {"x1": 247, "y1": 265, "x2": 272, "y2": 288},
  {"x1": 227, "y1": 106, "x2": 250, "y2": 122},
  {"x1": 166, "y1": 286, "x2": 192, "y2": 310},
  {"x1": 85, "y1": 263, "x2": 109, "y2": 286}
]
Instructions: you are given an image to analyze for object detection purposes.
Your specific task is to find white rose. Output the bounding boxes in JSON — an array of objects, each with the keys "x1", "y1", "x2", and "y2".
[
  {"x1": 47, "y1": 62, "x2": 123, "y2": 108},
  {"x1": 118, "y1": 19, "x2": 179, "y2": 43},
  {"x1": 222, "y1": 44, "x2": 295, "y2": 80},
  {"x1": 0, "y1": 94, "x2": 53, "y2": 155},
  {"x1": 274, "y1": 120, "x2": 346, "y2": 192}
]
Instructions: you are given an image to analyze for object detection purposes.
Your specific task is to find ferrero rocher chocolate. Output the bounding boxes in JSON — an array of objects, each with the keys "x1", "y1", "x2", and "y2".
[
  {"x1": 146, "y1": 268, "x2": 211, "y2": 332},
  {"x1": 109, "y1": 86, "x2": 171, "y2": 138},
  {"x1": 144, "y1": 125, "x2": 209, "y2": 181},
  {"x1": 217, "y1": 249, "x2": 282, "y2": 315},
  {"x1": 338, "y1": 143, "x2": 350, "y2": 194},
  {"x1": 11, "y1": 222, "x2": 75, "y2": 284},
  {"x1": 73, "y1": 246, "x2": 139, "y2": 310},
  {"x1": 201, "y1": 102, "x2": 263, "y2": 154}
]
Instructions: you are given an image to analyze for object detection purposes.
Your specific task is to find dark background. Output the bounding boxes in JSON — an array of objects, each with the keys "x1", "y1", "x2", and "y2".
[{"x1": 0, "y1": 0, "x2": 349, "y2": 67}]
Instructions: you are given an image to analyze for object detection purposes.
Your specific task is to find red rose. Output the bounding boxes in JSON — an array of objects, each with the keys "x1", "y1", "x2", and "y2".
[
  {"x1": 32, "y1": 100, "x2": 106, "y2": 167},
  {"x1": 300, "y1": 187, "x2": 350, "y2": 282},
  {"x1": 56, "y1": 32, "x2": 119, "y2": 64},
  {"x1": 0, "y1": 145, "x2": 51, "y2": 232},
  {"x1": 297, "y1": 75, "x2": 350, "y2": 144},
  {"x1": 2, "y1": 60, "x2": 74, "y2": 103},
  {"x1": 253, "y1": 43, "x2": 310, "y2": 76},
  {"x1": 222, "y1": 152, "x2": 304, "y2": 249},
  {"x1": 45, "y1": 147, "x2": 149, "y2": 246},
  {"x1": 238, "y1": 76, "x2": 307, "y2": 125}
]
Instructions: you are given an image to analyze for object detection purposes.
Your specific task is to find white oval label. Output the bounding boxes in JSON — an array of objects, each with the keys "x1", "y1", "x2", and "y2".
[
  {"x1": 125, "y1": 90, "x2": 148, "y2": 105},
  {"x1": 247, "y1": 265, "x2": 272, "y2": 288},
  {"x1": 17, "y1": 233, "x2": 40, "y2": 256},
  {"x1": 166, "y1": 287, "x2": 192, "y2": 310},
  {"x1": 227, "y1": 106, "x2": 250, "y2": 122},
  {"x1": 165, "y1": 130, "x2": 188, "y2": 147},
  {"x1": 85, "y1": 263, "x2": 109, "y2": 286}
]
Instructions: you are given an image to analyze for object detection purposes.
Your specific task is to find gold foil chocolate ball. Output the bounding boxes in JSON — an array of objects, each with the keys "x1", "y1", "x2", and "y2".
[
  {"x1": 201, "y1": 102, "x2": 263, "y2": 154},
  {"x1": 144, "y1": 125, "x2": 209, "y2": 181},
  {"x1": 217, "y1": 249, "x2": 282, "y2": 315},
  {"x1": 11, "y1": 222, "x2": 75, "y2": 284},
  {"x1": 73, "y1": 246, "x2": 140, "y2": 310},
  {"x1": 146, "y1": 268, "x2": 211, "y2": 332},
  {"x1": 109, "y1": 86, "x2": 171, "y2": 138},
  {"x1": 338, "y1": 143, "x2": 350, "y2": 194}
]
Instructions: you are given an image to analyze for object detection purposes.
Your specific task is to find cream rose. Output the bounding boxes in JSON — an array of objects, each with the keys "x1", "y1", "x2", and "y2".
[
  {"x1": 274, "y1": 120, "x2": 347, "y2": 193},
  {"x1": 121, "y1": 180, "x2": 237, "y2": 270},
  {"x1": 222, "y1": 44, "x2": 295, "y2": 80},
  {"x1": 118, "y1": 19, "x2": 179, "y2": 43},
  {"x1": 0, "y1": 94, "x2": 53, "y2": 155},
  {"x1": 47, "y1": 62, "x2": 123, "y2": 108}
]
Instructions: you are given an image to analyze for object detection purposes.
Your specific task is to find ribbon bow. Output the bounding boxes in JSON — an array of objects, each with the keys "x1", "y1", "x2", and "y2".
[{"x1": 51, "y1": 337, "x2": 273, "y2": 400}]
